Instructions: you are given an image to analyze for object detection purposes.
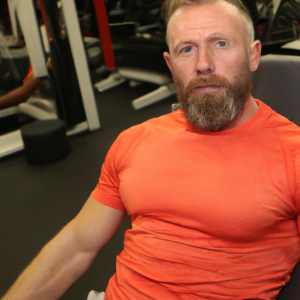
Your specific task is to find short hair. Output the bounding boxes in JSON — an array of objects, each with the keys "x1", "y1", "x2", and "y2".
[{"x1": 162, "y1": 0, "x2": 255, "y2": 45}]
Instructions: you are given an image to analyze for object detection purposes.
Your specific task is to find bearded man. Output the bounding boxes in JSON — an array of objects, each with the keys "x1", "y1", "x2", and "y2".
[{"x1": 2, "y1": 0, "x2": 300, "y2": 300}]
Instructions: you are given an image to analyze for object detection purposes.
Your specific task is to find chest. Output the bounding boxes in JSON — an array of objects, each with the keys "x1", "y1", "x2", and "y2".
[{"x1": 118, "y1": 132, "x2": 297, "y2": 241}]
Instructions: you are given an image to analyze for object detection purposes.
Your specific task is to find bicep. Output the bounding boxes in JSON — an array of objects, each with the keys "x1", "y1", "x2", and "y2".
[{"x1": 68, "y1": 196, "x2": 127, "y2": 253}]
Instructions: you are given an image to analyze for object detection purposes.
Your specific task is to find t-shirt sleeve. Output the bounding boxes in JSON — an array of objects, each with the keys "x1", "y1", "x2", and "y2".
[
  {"x1": 278, "y1": 125, "x2": 300, "y2": 225},
  {"x1": 293, "y1": 146, "x2": 300, "y2": 213},
  {"x1": 23, "y1": 66, "x2": 33, "y2": 82},
  {"x1": 91, "y1": 135, "x2": 126, "y2": 211}
]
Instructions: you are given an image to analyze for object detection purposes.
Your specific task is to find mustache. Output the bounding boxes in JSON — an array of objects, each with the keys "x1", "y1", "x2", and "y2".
[{"x1": 184, "y1": 74, "x2": 233, "y2": 95}]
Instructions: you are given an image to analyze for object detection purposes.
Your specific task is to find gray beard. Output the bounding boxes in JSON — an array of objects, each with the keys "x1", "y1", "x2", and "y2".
[{"x1": 185, "y1": 91, "x2": 242, "y2": 131}]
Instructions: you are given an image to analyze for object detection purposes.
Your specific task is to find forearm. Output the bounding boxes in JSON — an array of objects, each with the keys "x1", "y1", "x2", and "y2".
[
  {"x1": 1, "y1": 223, "x2": 98, "y2": 300},
  {"x1": 0, "y1": 76, "x2": 43, "y2": 109},
  {"x1": 1, "y1": 197, "x2": 126, "y2": 300}
]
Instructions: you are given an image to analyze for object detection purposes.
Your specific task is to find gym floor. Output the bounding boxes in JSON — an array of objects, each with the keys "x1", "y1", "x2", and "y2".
[{"x1": 0, "y1": 82, "x2": 176, "y2": 300}]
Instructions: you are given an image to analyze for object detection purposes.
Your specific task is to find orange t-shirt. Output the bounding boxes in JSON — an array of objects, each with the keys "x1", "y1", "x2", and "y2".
[{"x1": 91, "y1": 100, "x2": 300, "y2": 300}]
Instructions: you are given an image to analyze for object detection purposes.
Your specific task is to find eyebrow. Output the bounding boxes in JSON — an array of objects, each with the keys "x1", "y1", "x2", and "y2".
[{"x1": 207, "y1": 32, "x2": 230, "y2": 40}]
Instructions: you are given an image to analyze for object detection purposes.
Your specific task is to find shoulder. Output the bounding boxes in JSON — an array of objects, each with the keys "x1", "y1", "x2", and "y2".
[
  {"x1": 268, "y1": 109, "x2": 300, "y2": 212},
  {"x1": 270, "y1": 110, "x2": 300, "y2": 148},
  {"x1": 108, "y1": 111, "x2": 184, "y2": 164},
  {"x1": 117, "y1": 111, "x2": 183, "y2": 143},
  {"x1": 256, "y1": 100, "x2": 300, "y2": 145}
]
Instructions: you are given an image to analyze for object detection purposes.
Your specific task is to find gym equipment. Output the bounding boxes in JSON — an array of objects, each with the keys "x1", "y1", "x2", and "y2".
[
  {"x1": 260, "y1": 0, "x2": 300, "y2": 56},
  {"x1": 21, "y1": 119, "x2": 71, "y2": 164},
  {"x1": 276, "y1": 255, "x2": 300, "y2": 299},
  {"x1": 265, "y1": 0, "x2": 300, "y2": 43},
  {"x1": 0, "y1": 0, "x2": 55, "y2": 158},
  {"x1": 252, "y1": 54, "x2": 300, "y2": 126},
  {"x1": 0, "y1": 30, "x2": 30, "y2": 93},
  {"x1": 7, "y1": 0, "x2": 48, "y2": 77},
  {"x1": 42, "y1": 0, "x2": 100, "y2": 131},
  {"x1": 91, "y1": 0, "x2": 176, "y2": 110},
  {"x1": 0, "y1": 0, "x2": 101, "y2": 159}
]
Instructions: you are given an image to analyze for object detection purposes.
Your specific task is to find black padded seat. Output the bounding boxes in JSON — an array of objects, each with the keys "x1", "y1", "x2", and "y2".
[
  {"x1": 21, "y1": 119, "x2": 71, "y2": 164},
  {"x1": 276, "y1": 258, "x2": 300, "y2": 299}
]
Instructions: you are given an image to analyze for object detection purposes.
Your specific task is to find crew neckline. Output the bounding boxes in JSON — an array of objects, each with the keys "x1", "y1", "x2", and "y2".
[{"x1": 175, "y1": 99, "x2": 273, "y2": 135}]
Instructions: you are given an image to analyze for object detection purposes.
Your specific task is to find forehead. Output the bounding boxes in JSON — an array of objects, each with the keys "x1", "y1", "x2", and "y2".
[{"x1": 167, "y1": 2, "x2": 246, "y2": 49}]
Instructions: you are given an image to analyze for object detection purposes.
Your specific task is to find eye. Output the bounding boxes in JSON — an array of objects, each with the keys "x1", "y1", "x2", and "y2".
[
  {"x1": 182, "y1": 46, "x2": 193, "y2": 53},
  {"x1": 216, "y1": 41, "x2": 227, "y2": 47}
]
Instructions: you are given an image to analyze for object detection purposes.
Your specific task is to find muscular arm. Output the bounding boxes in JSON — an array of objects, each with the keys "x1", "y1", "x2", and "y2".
[{"x1": 1, "y1": 196, "x2": 127, "y2": 300}]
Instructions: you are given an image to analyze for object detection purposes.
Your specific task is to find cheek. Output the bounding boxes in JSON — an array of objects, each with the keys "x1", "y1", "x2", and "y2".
[
  {"x1": 217, "y1": 52, "x2": 249, "y2": 77},
  {"x1": 172, "y1": 59, "x2": 196, "y2": 85}
]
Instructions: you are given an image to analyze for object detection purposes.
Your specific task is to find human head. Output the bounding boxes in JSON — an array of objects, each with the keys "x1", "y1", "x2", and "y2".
[{"x1": 162, "y1": 0, "x2": 261, "y2": 131}]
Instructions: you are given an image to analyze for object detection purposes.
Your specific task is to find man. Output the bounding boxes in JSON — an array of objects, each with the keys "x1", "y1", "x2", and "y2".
[{"x1": 2, "y1": 0, "x2": 300, "y2": 299}]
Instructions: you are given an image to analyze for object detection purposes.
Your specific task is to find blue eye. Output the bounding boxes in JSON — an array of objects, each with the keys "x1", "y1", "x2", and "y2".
[
  {"x1": 217, "y1": 41, "x2": 226, "y2": 47},
  {"x1": 182, "y1": 47, "x2": 192, "y2": 53}
]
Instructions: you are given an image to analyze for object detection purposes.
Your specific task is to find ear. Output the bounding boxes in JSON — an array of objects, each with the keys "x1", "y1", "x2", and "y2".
[
  {"x1": 163, "y1": 52, "x2": 173, "y2": 74},
  {"x1": 249, "y1": 40, "x2": 261, "y2": 72}
]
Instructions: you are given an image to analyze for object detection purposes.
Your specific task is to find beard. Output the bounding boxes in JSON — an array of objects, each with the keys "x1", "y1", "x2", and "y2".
[{"x1": 174, "y1": 69, "x2": 252, "y2": 131}]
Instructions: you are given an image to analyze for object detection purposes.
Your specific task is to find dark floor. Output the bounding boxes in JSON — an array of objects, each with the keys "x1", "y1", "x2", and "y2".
[{"x1": 0, "y1": 82, "x2": 177, "y2": 300}]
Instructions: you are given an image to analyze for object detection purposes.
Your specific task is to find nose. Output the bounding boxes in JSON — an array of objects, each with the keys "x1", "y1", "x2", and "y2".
[{"x1": 196, "y1": 47, "x2": 214, "y2": 75}]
